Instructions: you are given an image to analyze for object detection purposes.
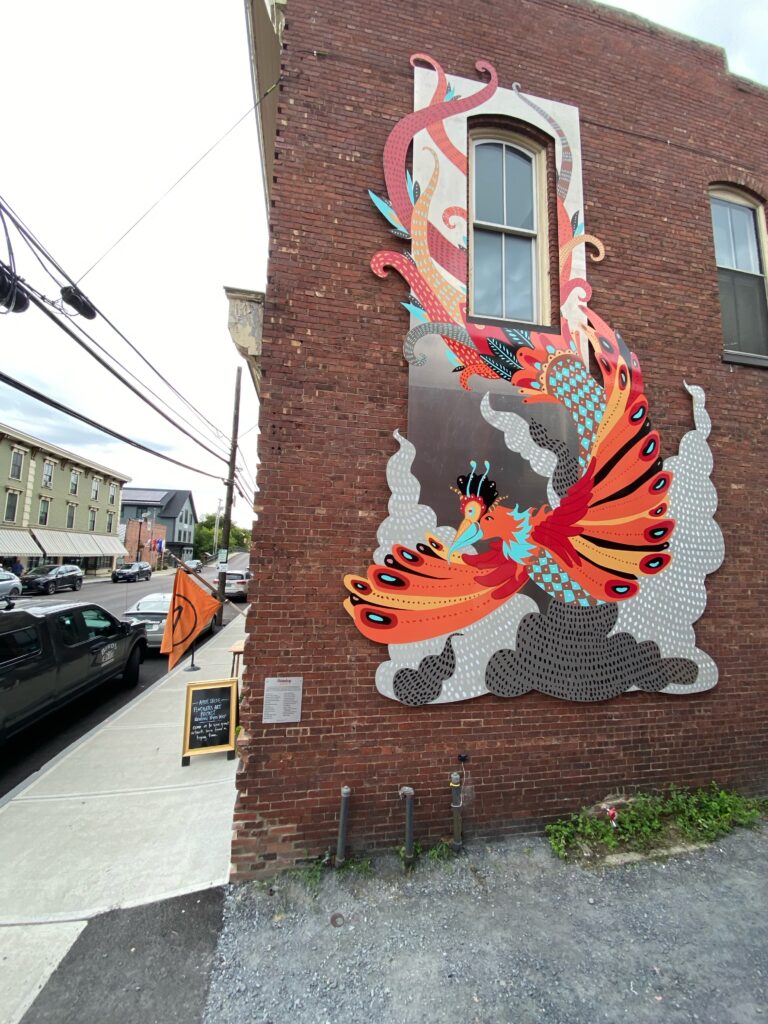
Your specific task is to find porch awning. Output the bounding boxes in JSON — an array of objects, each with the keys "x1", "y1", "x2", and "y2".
[
  {"x1": 93, "y1": 535, "x2": 128, "y2": 556},
  {"x1": 0, "y1": 529, "x2": 44, "y2": 557},
  {"x1": 32, "y1": 529, "x2": 104, "y2": 557}
]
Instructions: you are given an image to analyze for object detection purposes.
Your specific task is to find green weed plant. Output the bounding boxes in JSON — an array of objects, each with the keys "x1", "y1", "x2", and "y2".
[{"x1": 546, "y1": 784, "x2": 766, "y2": 861}]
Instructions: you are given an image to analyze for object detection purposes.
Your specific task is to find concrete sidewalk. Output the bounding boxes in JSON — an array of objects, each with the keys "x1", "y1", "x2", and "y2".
[{"x1": 0, "y1": 615, "x2": 244, "y2": 1024}]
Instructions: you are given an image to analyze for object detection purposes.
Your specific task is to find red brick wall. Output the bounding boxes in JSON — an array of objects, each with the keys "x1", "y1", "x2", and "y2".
[{"x1": 233, "y1": 0, "x2": 768, "y2": 878}]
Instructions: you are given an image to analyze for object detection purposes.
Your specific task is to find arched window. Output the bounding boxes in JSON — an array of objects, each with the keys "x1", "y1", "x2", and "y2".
[
  {"x1": 709, "y1": 187, "x2": 768, "y2": 364},
  {"x1": 470, "y1": 135, "x2": 550, "y2": 325}
]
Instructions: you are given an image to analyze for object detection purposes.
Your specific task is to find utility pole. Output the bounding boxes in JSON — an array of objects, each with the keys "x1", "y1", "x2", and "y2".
[
  {"x1": 217, "y1": 366, "x2": 241, "y2": 623},
  {"x1": 212, "y1": 497, "x2": 223, "y2": 558}
]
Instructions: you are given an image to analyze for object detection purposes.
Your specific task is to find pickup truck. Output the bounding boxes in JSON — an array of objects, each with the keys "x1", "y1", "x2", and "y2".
[{"x1": 0, "y1": 601, "x2": 147, "y2": 744}]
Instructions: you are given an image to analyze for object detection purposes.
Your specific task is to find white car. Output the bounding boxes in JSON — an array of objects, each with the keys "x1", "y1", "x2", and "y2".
[
  {"x1": 0, "y1": 571, "x2": 22, "y2": 601},
  {"x1": 125, "y1": 592, "x2": 217, "y2": 651},
  {"x1": 224, "y1": 570, "x2": 250, "y2": 602}
]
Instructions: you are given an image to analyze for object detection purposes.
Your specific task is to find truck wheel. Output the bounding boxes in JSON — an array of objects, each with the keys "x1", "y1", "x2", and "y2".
[
  {"x1": 46, "y1": 582, "x2": 56, "y2": 595},
  {"x1": 122, "y1": 646, "x2": 142, "y2": 689}
]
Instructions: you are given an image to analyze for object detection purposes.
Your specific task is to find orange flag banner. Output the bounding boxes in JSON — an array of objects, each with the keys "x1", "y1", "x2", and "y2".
[{"x1": 160, "y1": 569, "x2": 222, "y2": 670}]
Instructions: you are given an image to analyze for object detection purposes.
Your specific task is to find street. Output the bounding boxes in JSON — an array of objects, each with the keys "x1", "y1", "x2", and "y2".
[{"x1": 0, "y1": 554, "x2": 250, "y2": 799}]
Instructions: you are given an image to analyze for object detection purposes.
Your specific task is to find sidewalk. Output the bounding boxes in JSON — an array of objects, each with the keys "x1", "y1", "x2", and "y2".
[{"x1": 0, "y1": 615, "x2": 244, "y2": 1024}]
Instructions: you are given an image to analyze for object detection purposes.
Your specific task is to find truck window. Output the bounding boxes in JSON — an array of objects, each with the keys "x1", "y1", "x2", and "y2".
[
  {"x1": 55, "y1": 613, "x2": 81, "y2": 647},
  {"x1": 81, "y1": 608, "x2": 118, "y2": 639},
  {"x1": 0, "y1": 626, "x2": 42, "y2": 664}
]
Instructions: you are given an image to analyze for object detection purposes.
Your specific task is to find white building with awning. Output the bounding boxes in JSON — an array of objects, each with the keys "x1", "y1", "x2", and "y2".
[{"x1": 1, "y1": 421, "x2": 130, "y2": 574}]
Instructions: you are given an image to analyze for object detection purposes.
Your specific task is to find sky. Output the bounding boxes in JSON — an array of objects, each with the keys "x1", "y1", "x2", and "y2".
[{"x1": 0, "y1": 2, "x2": 765, "y2": 529}]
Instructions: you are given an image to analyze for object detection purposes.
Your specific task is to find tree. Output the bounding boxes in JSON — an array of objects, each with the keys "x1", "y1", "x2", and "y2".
[{"x1": 194, "y1": 514, "x2": 251, "y2": 560}]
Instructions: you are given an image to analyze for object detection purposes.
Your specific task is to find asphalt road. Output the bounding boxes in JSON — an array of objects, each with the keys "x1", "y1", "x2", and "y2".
[{"x1": 0, "y1": 554, "x2": 249, "y2": 799}]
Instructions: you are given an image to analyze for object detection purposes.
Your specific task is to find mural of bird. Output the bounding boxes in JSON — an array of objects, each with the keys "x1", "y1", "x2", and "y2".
[{"x1": 344, "y1": 319, "x2": 674, "y2": 645}]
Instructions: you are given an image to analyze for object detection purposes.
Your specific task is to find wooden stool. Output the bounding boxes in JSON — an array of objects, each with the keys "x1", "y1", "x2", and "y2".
[{"x1": 229, "y1": 638, "x2": 245, "y2": 679}]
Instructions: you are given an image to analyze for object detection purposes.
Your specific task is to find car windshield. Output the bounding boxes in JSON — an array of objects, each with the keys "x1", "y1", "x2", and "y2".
[
  {"x1": 27, "y1": 565, "x2": 58, "y2": 576},
  {"x1": 131, "y1": 597, "x2": 170, "y2": 613},
  {"x1": 120, "y1": 563, "x2": 139, "y2": 570}
]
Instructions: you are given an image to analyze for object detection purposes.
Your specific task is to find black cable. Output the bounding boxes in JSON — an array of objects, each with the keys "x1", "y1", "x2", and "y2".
[
  {"x1": 2, "y1": 264, "x2": 230, "y2": 466},
  {"x1": 0, "y1": 195, "x2": 231, "y2": 446},
  {"x1": 0, "y1": 371, "x2": 225, "y2": 480}
]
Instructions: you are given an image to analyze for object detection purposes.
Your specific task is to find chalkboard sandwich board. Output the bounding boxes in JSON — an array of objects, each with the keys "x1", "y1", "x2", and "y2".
[{"x1": 181, "y1": 678, "x2": 238, "y2": 766}]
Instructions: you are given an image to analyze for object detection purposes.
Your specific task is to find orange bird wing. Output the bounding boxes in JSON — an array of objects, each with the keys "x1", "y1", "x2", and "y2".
[
  {"x1": 532, "y1": 322, "x2": 674, "y2": 602},
  {"x1": 344, "y1": 536, "x2": 528, "y2": 644}
]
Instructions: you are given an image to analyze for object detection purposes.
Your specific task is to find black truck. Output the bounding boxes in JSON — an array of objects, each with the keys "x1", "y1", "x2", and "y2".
[{"x1": 0, "y1": 601, "x2": 147, "y2": 744}]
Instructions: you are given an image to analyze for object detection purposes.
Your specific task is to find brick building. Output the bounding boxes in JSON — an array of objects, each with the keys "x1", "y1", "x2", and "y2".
[{"x1": 234, "y1": 0, "x2": 768, "y2": 877}]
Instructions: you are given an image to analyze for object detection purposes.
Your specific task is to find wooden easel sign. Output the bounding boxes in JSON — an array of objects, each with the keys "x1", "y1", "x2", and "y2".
[{"x1": 181, "y1": 678, "x2": 238, "y2": 766}]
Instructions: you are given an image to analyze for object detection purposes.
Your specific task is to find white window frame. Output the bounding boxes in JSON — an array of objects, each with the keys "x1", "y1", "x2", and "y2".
[
  {"x1": 9, "y1": 450, "x2": 24, "y2": 481},
  {"x1": 469, "y1": 131, "x2": 551, "y2": 326},
  {"x1": 710, "y1": 186, "x2": 768, "y2": 367},
  {"x1": 107, "y1": 511, "x2": 114, "y2": 533},
  {"x1": 91, "y1": 478, "x2": 100, "y2": 501},
  {"x1": 69, "y1": 470, "x2": 80, "y2": 496},
  {"x1": 42, "y1": 460, "x2": 55, "y2": 488},
  {"x1": 4, "y1": 490, "x2": 19, "y2": 523},
  {"x1": 66, "y1": 502, "x2": 77, "y2": 529},
  {"x1": 38, "y1": 497, "x2": 50, "y2": 526},
  {"x1": 108, "y1": 483, "x2": 116, "y2": 506},
  {"x1": 88, "y1": 507, "x2": 97, "y2": 532}
]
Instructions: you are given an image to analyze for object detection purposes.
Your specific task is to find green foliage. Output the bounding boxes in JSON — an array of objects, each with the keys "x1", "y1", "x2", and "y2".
[
  {"x1": 546, "y1": 784, "x2": 766, "y2": 861},
  {"x1": 337, "y1": 855, "x2": 374, "y2": 877},
  {"x1": 194, "y1": 513, "x2": 251, "y2": 560},
  {"x1": 288, "y1": 855, "x2": 328, "y2": 894},
  {"x1": 397, "y1": 840, "x2": 423, "y2": 867},
  {"x1": 426, "y1": 840, "x2": 454, "y2": 863}
]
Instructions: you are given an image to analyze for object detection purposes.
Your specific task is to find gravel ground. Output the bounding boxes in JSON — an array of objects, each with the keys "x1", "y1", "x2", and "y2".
[{"x1": 204, "y1": 828, "x2": 768, "y2": 1024}]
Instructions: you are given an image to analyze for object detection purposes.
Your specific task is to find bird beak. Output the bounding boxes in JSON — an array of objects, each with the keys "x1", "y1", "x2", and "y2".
[{"x1": 448, "y1": 518, "x2": 483, "y2": 559}]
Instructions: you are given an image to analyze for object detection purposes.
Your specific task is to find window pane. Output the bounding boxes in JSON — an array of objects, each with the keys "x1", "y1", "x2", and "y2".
[
  {"x1": 730, "y1": 204, "x2": 760, "y2": 274},
  {"x1": 504, "y1": 235, "x2": 534, "y2": 321},
  {"x1": 505, "y1": 148, "x2": 534, "y2": 230},
  {"x1": 475, "y1": 144, "x2": 503, "y2": 224},
  {"x1": 474, "y1": 229, "x2": 503, "y2": 317},
  {"x1": 718, "y1": 268, "x2": 768, "y2": 356},
  {"x1": 710, "y1": 199, "x2": 734, "y2": 267}
]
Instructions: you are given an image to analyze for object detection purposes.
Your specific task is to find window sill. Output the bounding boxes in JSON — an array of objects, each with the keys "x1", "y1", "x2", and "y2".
[
  {"x1": 722, "y1": 349, "x2": 768, "y2": 368},
  {"x1": 466, "y1": 313, "x2": 560, "y2": 335}
]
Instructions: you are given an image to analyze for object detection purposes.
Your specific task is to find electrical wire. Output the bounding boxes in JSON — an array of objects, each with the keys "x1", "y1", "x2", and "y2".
[
  {"x1": 1, "y1": 263, "x2": 230, "y2": 466},
  {"x1": 0, "y1": 194, "x2": 232, "y2": 448},
  {"x1": 75, "y1": 77, "x2": 282, "y2": 284},
  {"x1": 0, "y1": 370, "x2": 225, "y2": 480}
]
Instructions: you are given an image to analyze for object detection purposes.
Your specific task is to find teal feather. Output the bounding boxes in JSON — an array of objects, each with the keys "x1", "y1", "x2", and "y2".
[{"x1": 368, "y1": 190, "x2": 406, "y2": 233}]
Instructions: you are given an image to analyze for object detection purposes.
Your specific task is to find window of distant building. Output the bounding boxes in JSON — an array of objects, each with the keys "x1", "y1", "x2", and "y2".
[
  {"x1": 38, "y1": 498, "x2": 50, "y2": 526},
  {"x1": 470, "y1": 133, "x2": 550, "y2": 325},
  {"x1": 107, "y1": 511, "x2": 114, "y2": 533},
  {"x1": 69, "y1": 470, "x2": 80, "y2": 495},
  {"x1": 88, "y1": 507, "x2": 97, "y2": 531},
  {"x1": 9, "y1": 450, "x2": 24, "y2": 481},
  {"x1": 66, "y1": 503, "x2": 76, "y2": 529},
  {"x1": 4, "y1": 490, "x2": 19, "y2": 523},
  {"x1": 42, "y1": 460, "x2": 54, "y2": 488},
  {"x1": 710, "y1": 187, "x2": 768, "y2": 365},
  {"x1": 91, "y1": 478, "x2": 100, "y2": 501},
  {"x1": 108, "y1": 483, "x2": 116, "y2": 505}
]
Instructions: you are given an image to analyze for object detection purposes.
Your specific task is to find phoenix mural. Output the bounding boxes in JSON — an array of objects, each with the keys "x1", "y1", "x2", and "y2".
[{"x1": 343, "y1": 55, "x2": 724, "y2": 705}]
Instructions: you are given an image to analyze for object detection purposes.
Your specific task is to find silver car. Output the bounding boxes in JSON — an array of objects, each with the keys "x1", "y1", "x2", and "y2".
[
  {"x1": 224, "y1": 570, "x2": 250, "y2": 601},
  {"x1": 125, "y1": 592, "x2": 217, "y2": 651},
  {"x1": 0, "y1": 571, "x2": 22, "y2": 600}
]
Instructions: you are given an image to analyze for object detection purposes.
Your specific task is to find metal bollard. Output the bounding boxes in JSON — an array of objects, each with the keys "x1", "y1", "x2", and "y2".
[
  {"x1": 335, "y1": 785, "x2": 351, "y2": 868},
  {"x1": 399, "y1": 786, "x2": 415, "y2": 867},
  {"x1": 450, "y1": 771, "x2": 463, "y2": 852}
]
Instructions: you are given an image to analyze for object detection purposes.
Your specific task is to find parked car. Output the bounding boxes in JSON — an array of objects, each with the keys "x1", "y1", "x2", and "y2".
[
  {"x1": 183, "y1": 559, "x2": 203, "y2": 573},
  {"x1": 224, "y1": 570, "x2": 251, "y2": 602},
  {"x1": 111, "y1": 561, "x2": 152, "y2": 583},
  {"x1": 0, "y1": 602, "x2": 147, "y2": 744},
  {"x1": 21, "y1": 564, "x2": 84, "y2": 595},
  {"x1": 0, "y1": 571, "x2": 22, "y2": 600},
  {"x1": 125, "y1": 591, "x2": 217, "y2": 651}
]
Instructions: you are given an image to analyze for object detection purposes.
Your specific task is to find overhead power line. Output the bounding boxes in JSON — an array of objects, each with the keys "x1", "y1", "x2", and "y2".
[
  {"x1": 0, "y1": 195, "x2": 231, "y2": 448},
  {"x1": 75, "y1": 77, "x2": 282, "y2": 284},
  {"x1": 0, "y1": 370, "x2": 225, "y2": 481},
  {"x1": 2, "y1": 267, "x2": 230, "y2": 467}
]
